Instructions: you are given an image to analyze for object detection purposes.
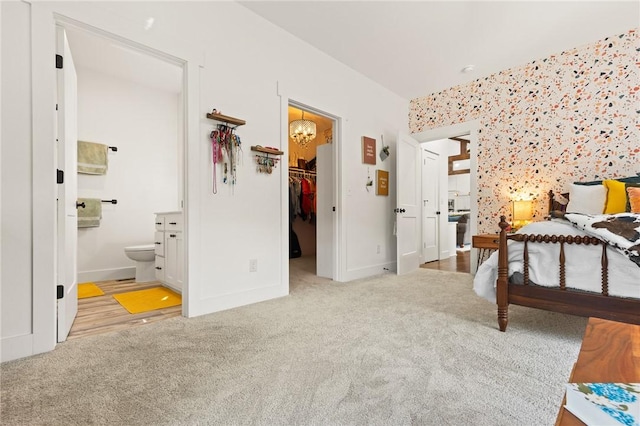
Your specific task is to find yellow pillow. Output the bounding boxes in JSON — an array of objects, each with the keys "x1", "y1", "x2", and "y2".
[
  {"x1": 603, "y1": 179, "x2": 627, "y2": 214},
  {"x1": 628, "y1": 187, "x2": 640, "y2": 213}
]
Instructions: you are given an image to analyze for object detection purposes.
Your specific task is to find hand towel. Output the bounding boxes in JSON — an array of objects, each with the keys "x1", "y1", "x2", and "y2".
[
  {"x1": 77, "y1": 141, "x2": 108, "y2": 175},
  {"x1": 77, "y1": 198, "x2": 102, "y2": 228}
]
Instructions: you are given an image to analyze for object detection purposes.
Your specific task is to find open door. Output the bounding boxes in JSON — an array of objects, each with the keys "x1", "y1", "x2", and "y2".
[
  {"x1": 56, "y1": 26, "x2": 78, "y2": 342},
  {"x1": 422, "y1": 150, "x2": 439, "y2": 262},
  {"x1": 396, "y1": 132, "x2": 421, "y2": 274},
  {"x1": 316, "y1": 143, "x2": 334, "y2": 279}
]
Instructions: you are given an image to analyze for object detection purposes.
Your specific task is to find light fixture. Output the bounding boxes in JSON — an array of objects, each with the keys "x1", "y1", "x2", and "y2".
[
  {"x1": 511, "y1": 200, "x2": 533, "y2": 231},
  {"x1": 461, "y1": 65, "x2": 475, "y2": 73},
  {"x1": 289, "y1": 111, "x2": 316, "y2": 148}
]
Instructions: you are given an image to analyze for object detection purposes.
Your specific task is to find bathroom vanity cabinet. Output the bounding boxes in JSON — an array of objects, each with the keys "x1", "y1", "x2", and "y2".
[{"x1": 154, "y1": 212, "x2": 183, "y2": 292}]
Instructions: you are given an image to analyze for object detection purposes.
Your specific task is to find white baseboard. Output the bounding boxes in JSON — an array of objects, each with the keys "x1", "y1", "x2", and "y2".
[
  {"x1": 344, "y1": 261, "x2": 396, "y2": 281},
  {"x1": 188, "y1": 283, "x2": 287, "y2": 318},
  {"x1": 77, "y1": 267, "x2": 135, "y2": 283},
  {"x1": 1, "y1": 334, "x2": 33, "y2": 363}
]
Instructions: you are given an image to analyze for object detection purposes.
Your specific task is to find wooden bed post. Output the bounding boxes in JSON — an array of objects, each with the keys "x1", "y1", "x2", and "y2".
[{"x1": 497, "y1": 216, "x2": 510, "y2": 331}]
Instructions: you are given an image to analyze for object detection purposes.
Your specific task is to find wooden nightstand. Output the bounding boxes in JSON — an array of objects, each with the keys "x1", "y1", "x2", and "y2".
[{"x1": 472, "y1": 234, "x2": 499, "y2": 269}]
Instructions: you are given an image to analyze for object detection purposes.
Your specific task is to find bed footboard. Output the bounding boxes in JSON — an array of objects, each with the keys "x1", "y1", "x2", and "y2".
[{"x1": 494, "y1": 215, "x2": 639, "y2": 331}]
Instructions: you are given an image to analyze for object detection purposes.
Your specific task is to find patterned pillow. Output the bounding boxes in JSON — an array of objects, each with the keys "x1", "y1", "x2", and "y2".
[{"x1": 628, "y1": 187, "x2": 640, "y2": 213}]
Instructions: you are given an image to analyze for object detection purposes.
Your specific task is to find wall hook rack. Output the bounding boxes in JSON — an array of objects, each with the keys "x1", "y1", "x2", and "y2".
[{"x1": 251, "y1": 146, "x2": 283, "y2": 174}]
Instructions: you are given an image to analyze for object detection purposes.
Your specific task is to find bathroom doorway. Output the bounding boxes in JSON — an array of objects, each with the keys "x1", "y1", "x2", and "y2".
[
  {"x1": 60, "y1": 24, "x2": 186, "y2": 339},
  {"x1": 288, "y1": 104, "x2": 337, "y2": 289}
]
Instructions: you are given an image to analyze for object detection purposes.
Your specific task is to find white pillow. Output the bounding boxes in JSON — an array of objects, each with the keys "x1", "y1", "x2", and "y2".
[{"x1": 566, "y1": 184, "x2": 606, "y2": 214}]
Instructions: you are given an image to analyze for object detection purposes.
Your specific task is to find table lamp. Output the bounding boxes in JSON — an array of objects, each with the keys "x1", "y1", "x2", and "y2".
[{"x1": 512, "y1": 200, "x2": 533, "y2": 231}]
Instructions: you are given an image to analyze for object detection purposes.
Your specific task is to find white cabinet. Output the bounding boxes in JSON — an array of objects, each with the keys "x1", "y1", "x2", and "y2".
[{"x1": 154, "y1": 212, "x2": 183, "y2": 292}]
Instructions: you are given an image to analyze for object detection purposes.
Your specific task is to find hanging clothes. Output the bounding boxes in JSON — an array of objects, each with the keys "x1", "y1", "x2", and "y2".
[
  {"x1": 300, "y1": 178, "x2": 313, "y2": 220},
  {"x1": 290, "y1": 178, "x2": 302, "y2": 219}
]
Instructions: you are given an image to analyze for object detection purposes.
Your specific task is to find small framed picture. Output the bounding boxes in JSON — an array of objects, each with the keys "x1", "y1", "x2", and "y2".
[
  {"x1": 362, "y1": 136, "x2": 376, "y2": 165},
  {"x1": 376, "y1": 170, "x2": 389, "y2": 196}
]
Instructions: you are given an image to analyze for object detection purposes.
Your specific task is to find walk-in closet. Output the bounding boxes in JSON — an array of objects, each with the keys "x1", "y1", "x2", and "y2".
[{"x1": 288, "y1": 105, "x2": 334, "y2": 284}]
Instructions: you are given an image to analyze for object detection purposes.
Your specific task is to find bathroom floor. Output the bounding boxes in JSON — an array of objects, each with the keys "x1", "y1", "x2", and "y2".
[{"x1": 67, "y1": 278, "x2": 182, "y2": 340}]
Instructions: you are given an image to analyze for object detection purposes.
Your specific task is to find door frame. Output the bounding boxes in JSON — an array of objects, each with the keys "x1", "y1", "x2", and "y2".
[
  {"x1": 411, "y1": 120, "x2": 480, "y2": 272},
  {"x1": 287, "y1": 103, "x2": 336, "y2": 279},
  {"x1": 30, "y1": 3, "x2": 201, "y2": 357},
  {"x1": 277, "y1": 84, "x2": 346, "y2": 286}
]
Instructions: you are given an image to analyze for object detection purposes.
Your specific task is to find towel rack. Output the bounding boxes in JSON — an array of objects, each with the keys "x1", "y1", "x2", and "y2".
[
  {"x1": 108, "y1": 146, "x2": 118, "y2": 152},
  {"x1": 101, "y1": 199, "x2": 117, "y2": 204}
]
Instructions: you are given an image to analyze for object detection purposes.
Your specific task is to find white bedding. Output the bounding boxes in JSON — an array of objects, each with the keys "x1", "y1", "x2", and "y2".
[{"x1": 473, "y1": 220, "x2": 640, "y2": 303}]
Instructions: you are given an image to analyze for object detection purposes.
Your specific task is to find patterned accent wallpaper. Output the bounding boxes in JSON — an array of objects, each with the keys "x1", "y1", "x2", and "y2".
[{"x1": 410, "y1": 29, "x2": 639, "y2": 233}]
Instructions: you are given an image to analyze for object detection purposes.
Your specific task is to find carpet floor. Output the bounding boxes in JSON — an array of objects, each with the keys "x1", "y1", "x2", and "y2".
[{"x1": 1, "y1": 256, "x2": 586, "y2": 425}]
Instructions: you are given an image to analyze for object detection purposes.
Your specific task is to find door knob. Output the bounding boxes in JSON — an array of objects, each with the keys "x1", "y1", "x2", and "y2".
[
  {"x1": 76, "y1": 201, "x2": 86, "y2": 209},
  {"x1": 399, "y1": 208, "x2": 406, "y2": 213}
]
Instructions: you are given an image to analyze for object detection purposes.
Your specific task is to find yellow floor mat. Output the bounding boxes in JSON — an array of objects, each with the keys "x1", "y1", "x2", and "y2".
[
  {"x1": 112, "y1": 287, "x2": 181, "y2": 314},
  {"x1": 78, "y1": 282, "x2": 105, "y2": 299}
]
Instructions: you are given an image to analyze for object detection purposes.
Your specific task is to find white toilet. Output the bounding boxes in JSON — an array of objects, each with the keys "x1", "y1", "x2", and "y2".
[{"x1": 124, "y1": 244, "x2": 156, "y2": 282}]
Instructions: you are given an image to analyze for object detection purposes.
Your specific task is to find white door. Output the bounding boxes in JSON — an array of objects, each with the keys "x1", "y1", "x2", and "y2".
[
  {"x1": 396, "y1": 132, "x2": 421, "y2": 274},
  {"x1": 56, "y1": 26, "x2": 78, "y2": 342},
  {"x1": 422, "y1": 150, "x2": 439, "y2": 262},
  {"x1": 316, "y1": 143, "x2": 334, "y2": 279}
]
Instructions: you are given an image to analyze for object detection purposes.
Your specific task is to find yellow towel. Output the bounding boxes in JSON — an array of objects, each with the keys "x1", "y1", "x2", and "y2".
[
  {"x1": 78, "y1": 141, "x2": 108, "y2": 175},
  {"x1": 77, "y1": 198, "x2": 102, "y2": 228}
]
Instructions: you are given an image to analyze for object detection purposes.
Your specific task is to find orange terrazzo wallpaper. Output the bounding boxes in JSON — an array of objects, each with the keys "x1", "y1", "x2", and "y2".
[{"x1": 410, "y1": 29, "x2": 639, "y2": 233}]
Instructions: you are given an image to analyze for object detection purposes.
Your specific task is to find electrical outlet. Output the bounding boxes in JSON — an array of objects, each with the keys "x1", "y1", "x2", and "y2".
[
  {"x1": 376, "y1": 245, "x2": 381, "y2": 254},
  {"x1": 249, "y1": 259, "x2": 257, "y2": 272}
]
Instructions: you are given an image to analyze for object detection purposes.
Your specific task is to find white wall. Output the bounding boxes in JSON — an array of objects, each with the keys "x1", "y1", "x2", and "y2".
[
  {"x1": 76, "y1": 67, "x2": 180, "y2": 281},
  {"x1": 1, "y1": 1, "x2": 408, "y2": 361},
  {"x1": 1, "y1": 2, "x2": 33, "y2": 351}
]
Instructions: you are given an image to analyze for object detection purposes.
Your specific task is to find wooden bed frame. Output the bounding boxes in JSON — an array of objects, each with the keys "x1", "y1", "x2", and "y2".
[{"x1": 495, "y1": 192, "x2": 640, "y2": 331}]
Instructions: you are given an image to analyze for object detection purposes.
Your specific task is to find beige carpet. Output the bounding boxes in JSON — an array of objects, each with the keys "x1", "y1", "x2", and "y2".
[{"x1": 1, "y1": 256, "x2": 586, "y2": 425}]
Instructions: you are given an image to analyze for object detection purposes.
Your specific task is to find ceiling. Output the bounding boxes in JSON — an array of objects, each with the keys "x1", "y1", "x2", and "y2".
[
  {"x1": 239, "y1": 1, "x2": 640, "y2": 100},
  {"x1": 65, "y1": 25, "x2": 182, "y2": 94}
]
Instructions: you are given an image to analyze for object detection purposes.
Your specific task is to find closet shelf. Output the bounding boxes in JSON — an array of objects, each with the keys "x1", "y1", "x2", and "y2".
[
  {"x1": 206, "y1": 112, "x2": 246, "y2": 127},
  {"x1": 251, "y1": 146, "x2": 283, "y2": 155}
]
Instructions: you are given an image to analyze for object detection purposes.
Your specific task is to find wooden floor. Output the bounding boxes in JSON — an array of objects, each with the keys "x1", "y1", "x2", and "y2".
[
  {"x1": 68, "y1": 279, "x2": 182, "y2": 340},
  {"x1": 420, "y1": 250, "x2": 470, "y2": 273}
]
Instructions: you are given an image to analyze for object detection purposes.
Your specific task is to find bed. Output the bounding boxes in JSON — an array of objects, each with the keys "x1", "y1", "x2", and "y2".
[{"x1": 474, "y1": 186, "x2": 640, "y2": 332}]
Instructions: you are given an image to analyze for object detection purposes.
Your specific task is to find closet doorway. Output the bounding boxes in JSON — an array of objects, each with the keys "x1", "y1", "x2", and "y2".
[{"x1": 288, "y1": 105, "x2": 336, "y2": 287}]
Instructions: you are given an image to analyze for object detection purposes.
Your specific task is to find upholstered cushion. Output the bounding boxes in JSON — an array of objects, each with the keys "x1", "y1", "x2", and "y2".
[
  {"x1": 566, "y1": 184, "x2": 606, "y2": 214},
  {"x1": 603, "y1": 179, "x2": 627, "y2": 214},
  {"x1": 626, "y1": 183, "x2": 640, "y2": 211},
  {"x1": 628, "y1": 187, "x2": 640, "y2": 213}
]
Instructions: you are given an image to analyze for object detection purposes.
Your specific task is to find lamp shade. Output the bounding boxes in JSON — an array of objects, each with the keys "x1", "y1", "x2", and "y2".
[{"x1": 513, "y1": 200, "x2": 533, "y2": 221}]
